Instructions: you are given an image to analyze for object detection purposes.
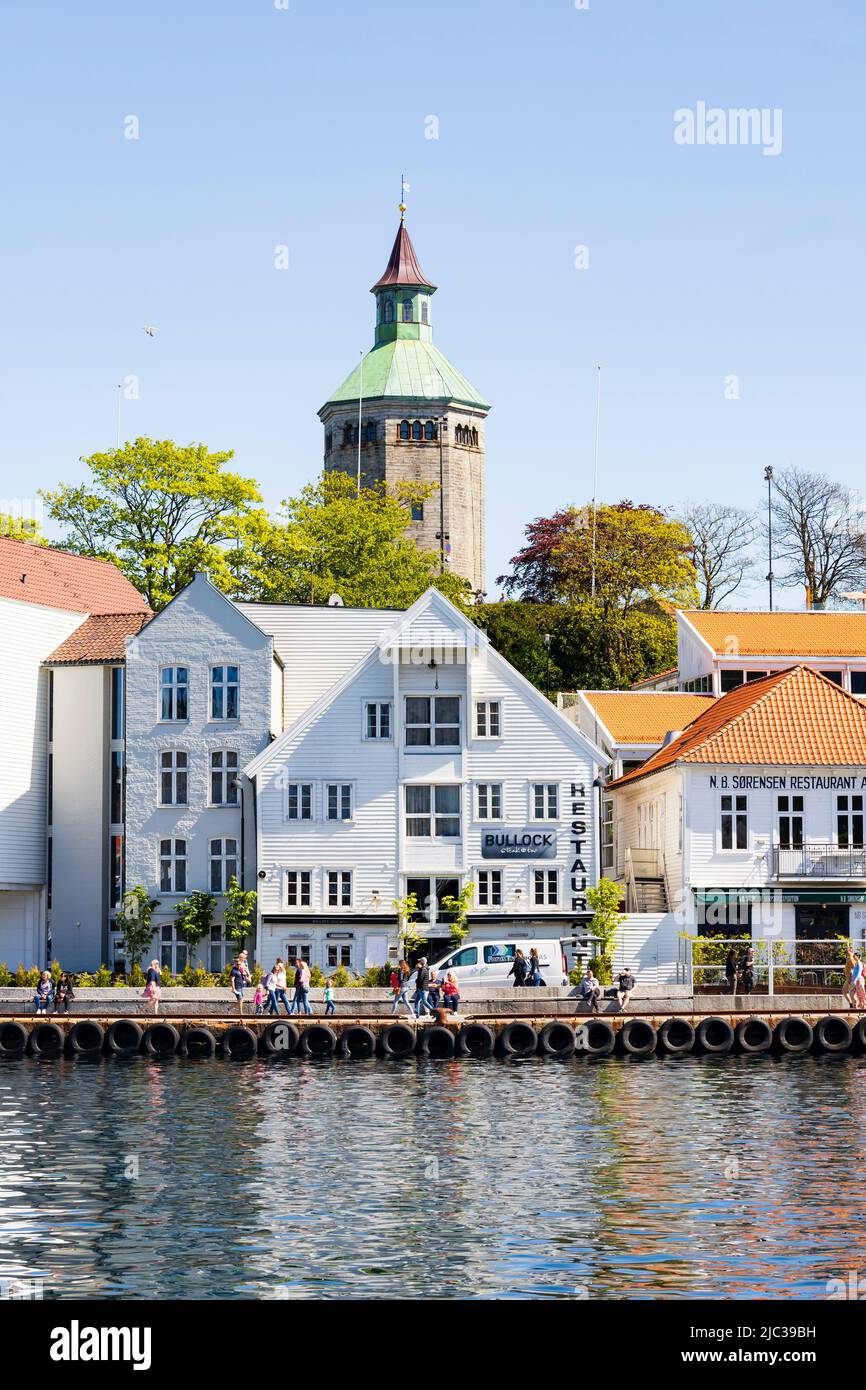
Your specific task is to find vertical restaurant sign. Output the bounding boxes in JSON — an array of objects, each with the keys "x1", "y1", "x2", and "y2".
[{"x1": 571, "y1": 782, "x2": 588, "y2": 914}]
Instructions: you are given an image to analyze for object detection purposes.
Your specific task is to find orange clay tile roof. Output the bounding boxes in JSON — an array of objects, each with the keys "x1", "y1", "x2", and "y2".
[
  {"x1": 581, "y1": 691, "x2": 716, "y2": 744},
  {"x1": 44, "y1": 611, "x2": 152, "y2": 664},
  {"x1": 608, "y1": 666, "x2": 866, "y2": 788},
  {"x1": 0, "y1": 537, "x2": 148, "y2": 615},
  {"x1": 682, "y1": 609, "x2": 866, "y2": 658}
]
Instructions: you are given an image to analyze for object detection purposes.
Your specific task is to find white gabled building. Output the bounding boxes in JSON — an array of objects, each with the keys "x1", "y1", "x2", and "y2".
[{"x1": 245, "y1": 588, "x2": 603, "y2": 972}]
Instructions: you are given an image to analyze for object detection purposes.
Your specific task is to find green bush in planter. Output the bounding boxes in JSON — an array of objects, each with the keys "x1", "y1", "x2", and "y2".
[{"x1": 0, "y1": 962, "x2": 12, "y2": 987}]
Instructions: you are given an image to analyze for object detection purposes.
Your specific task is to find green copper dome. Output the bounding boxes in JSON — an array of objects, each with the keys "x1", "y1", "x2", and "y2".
[
  {"x1": 320, "y1": 220, "x2": 489, "y2": 413},
  {"x1": 324, "y1": 338, "x2": 489, "y2": 411}
]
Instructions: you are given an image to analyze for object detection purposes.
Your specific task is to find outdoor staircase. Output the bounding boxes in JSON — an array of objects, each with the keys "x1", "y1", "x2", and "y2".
[{"x1": 632, "y1": 877, "x2": 669, "y2": 913}]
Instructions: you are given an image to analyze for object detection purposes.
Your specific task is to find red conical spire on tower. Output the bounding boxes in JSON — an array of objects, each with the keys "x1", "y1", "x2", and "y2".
[{"x1": 371, "y1": 222, "x2": 436, "y2": 292}]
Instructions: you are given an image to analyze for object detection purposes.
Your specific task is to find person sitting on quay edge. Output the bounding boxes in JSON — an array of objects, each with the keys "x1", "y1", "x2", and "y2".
[
  {"x1": 53, "y1": 972, "x2": 75, "y2": 1015},
  {"x1": 34, "y1": 970, "x2": 53, "y2": 1015},
  {"x1": 508, "y1": 948, "x2": 529, "y2": 987},
  {"x1": 441, "y1": 971, "x2": 460, "y2": 1013},
  {"x1": 578, "y1": 967, "x2": 603, "y2": 1014},
  {"x1": 615, "y1": 966, "x2": 636, "y2": 1012}
]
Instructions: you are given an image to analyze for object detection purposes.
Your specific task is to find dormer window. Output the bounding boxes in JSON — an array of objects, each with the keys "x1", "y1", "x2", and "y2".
[
  {"x1": 401, "y1": 299, "x2": 413, "y2": 322},
  {"x1": 383, "y1": 298, "x2": 394, "y2": 323}
]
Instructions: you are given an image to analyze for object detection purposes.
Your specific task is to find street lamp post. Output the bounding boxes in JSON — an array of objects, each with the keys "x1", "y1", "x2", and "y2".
[
  {"x1": 543, "y1": 632, "x2": 552, "y2": 699},
  {"x1": 764, "y1": 465, "x2": 774, "y2": 611}
]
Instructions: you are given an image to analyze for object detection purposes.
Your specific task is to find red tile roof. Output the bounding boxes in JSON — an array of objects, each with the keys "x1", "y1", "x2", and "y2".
[
  {"x1": 371, "y1": 221, "x2": 436, "y2": 291},
  {"x1": 0, "y1": 537, "x2": 147, "y2": 615},
  {"x1": 608, "y1": 666, "x2": 866, "y2": 788},
  {"x1": 580, "y1": 691, "x2": 716, "y2": 744},
  {"x1": 44, "y1": 611, "x2": 152, "y2": 664},
  {"x1": 681, "y1": 608, "x2": 866, "y2": 657}
]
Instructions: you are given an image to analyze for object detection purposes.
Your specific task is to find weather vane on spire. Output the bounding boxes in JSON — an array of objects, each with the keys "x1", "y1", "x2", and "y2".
[{"x1": 399, "y1": 174, "x2": 410, "y2": 219}]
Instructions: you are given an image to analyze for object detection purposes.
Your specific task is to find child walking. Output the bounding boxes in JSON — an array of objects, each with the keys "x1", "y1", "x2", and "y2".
[
  {"x1": 254, "y1": 979, "x2": 266, "y2": 1015},
  {"x1": 323, "y1": 981, "x2": 336, "y2": 1016}
]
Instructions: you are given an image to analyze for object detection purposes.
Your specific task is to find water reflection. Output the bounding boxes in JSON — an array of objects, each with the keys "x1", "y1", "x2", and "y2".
[{"x1": 0, "y1": 1054, "x2": 863, "y2": 1299}]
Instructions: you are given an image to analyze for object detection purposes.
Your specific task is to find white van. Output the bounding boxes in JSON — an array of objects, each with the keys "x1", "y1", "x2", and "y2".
[{"x1": 429, "y1": 939, "x2": 568, "y2": 989}]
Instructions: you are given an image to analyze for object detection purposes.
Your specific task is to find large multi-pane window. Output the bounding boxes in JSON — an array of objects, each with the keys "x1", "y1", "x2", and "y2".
[
  {"x1": 404, "y1": 696, "x2": 460, "y2": 747},
  {"x1": 211, "y1": 665, "x2": 239, "y2": 720},
  {"x1": 838, "y1": 794, "x2": 864, "y2": 848},
  {"x1": 210, "y1": 750, "x2": 239, "y2": 805},
  {"x1": 159, "y1": 750, "x2": 188, "y2": 806},
  {"x1": 286, "y1": 783, "x2": 313, "y2": 821},
  {"x1": 161, "y1": 667, "x2": 188, "y2": 721},
  {"x1": 209, "y1": 838, "x2": 238, "y2": 893},
  {"x1": 720, "y1": 794, "x2": 748, "y2": 850},
  {"x1": 159, "y1": 838, "x2": 187, "y2": 892},
  {"x1": 327, "y1": 870, "x2": 352, "y2": 908},
  {"x1": 326, "y1": 783, "x2": 353, "y2": 821},
  {"x1": 477, "y1": 869, "x2": 502, "y2": 908},
  {"x1": 327, "y1": 941, "x2": 354, "y2": 969},
  {"x1": 476, "y1": 783, "x2": 502, "y2": 820},
  {"x1": 777, "y1": 795, "x2": 804, "y2": 849},
  {"x1": 601, "y1": 798, "x2": 615, "y2": 870},
  {"x1": 533, "y1": 783, "x2": 559, "y2": 819},
  {"x1": 405, "y1": 785, "x2": 461, "y2": 838},
  {"x1": 534, "y1": 869, "x2": 559, "y2": 906},
  {"x1": 475, "y1": 700, "x2": 501, "y2": 738},
  {"x1": 286, "y1": 870, "x2": 312, "y2": 908}
]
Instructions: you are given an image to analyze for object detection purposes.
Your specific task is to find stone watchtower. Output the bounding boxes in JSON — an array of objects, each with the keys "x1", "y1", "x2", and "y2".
[{"x1": 318, "y1": 217, "x2": 489, "y2": 593}]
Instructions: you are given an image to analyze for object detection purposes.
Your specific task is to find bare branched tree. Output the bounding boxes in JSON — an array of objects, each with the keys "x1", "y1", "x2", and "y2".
[
  {"x1": 680, "y1": 502, "x2": 756, "y2": 608},
  {"x1": 768, "y1": 467, "x2": 866, "y2": 607}
]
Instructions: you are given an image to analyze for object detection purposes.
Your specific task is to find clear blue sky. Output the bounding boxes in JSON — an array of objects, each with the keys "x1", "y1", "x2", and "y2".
[{"x1": 0, "y1": 0, "x2": 863, "y2": 601}]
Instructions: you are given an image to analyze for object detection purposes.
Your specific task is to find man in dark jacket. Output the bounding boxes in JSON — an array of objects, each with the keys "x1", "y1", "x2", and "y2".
[
  {"x1": 508, "y1": 950, "x2": 529, "y2": 986},
  {"x1": 413, "y1": 958, "x2": 435, "y2": 1018}
]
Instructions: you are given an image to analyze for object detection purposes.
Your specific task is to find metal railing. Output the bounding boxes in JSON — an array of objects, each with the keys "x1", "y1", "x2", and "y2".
[
  {"x1": 773, "y1": 843, "x2": 866, "y2": 879},
  {"x1": 684, "y1": 936, "x2": 855, "y2": 996}
]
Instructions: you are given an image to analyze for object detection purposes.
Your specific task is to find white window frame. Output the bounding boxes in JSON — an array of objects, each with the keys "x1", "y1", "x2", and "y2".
[
  {"x1": 475, "y1": 700, "x2": 502, "y2": 739},
  {"x1": 209, "y1": 837, "x2": 238, "y2": 893},
  {"x1": 837, "y1": 793, "x2": 865, "y2": 849},
  {"x1": 326, "y1": 782, "x2": 354, "y2": 822},
  {"x1": 285, "y1": 869, "x2": 313, "y2": 909},
  {"x1": 326, "y1": 940, "x2": 355, "y2": 970},
  {"x1": 404, "y1": 784, "x2": 462, "y2": 839},
  {"x1": 326, "y1": 869, "x2": 353, "y2": 909},
  {"x1": 531, "y1": 782, "x2": 559, "y2": 821},
  {"x1": 476, "y1": 782, "x2": 503, "y2": 821},
  {"x1": 159, "y1": 666, "x2": 188, "y2": 722},
  {"x1": 533, "y1": 867, "x2": 560, "y2": 907},
  {"x1": 777, "y1": 793, "x2": 804, "y2": 850},
  {"x1": 601, "y1": 797, "x2": 615, "y2": 871},
  {"x1": 159, "y1": 838, "x2": 187, "y2": 894},
  {"x1": 159, "y1": 750, "x2": 188, "y2": 807},
  {"x1": 210, "y1": 664, "x2": 240, "y2": 722},
  {"x1": 403, "y1": 694, "x2": 462, "y2": 750},
  {"x1": 719, "y1": 793, "x2": 749, "y2": 852},
  {"x1": 285, "y1": 781, "x2": 314, "y2": 822},
  {"x1": 210, "y1": 749, "x2": 239, "y2": 807},
  {"x1": 476, "y1": 868, "x2": 503, "y2": 908},
  {"x1": 362, "y1": 700, "x2": 392, "y2": 740}
]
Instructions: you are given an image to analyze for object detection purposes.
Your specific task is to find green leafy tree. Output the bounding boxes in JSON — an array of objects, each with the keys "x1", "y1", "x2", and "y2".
[
  {"x1": 440, "y1": 883, "x2": 474, "y2": 943},
  {"x1": 393, "y1": 892, "x2": 424, "y2": 957},
  {"x1": 222, "y1": 876, "x2": 258, "y2": 953},
  {"x1": 117, "y1": 886, "x2": 159, "y2": 968},
  {"x1": 41, "y1": 437, "x2": 264, "y2": 610},
  {"x1": 0, "y1": 513, "x2": 46, "y2": 543},
  {"x1": 174, "y1": 891, "x2": 217, "y2": 970},
  {"x1": 234, "y1": 470, "x2": 471, "y2": 608},
  {"x1": 586, "y1": 879, "x2": 625, "y2": 984}
]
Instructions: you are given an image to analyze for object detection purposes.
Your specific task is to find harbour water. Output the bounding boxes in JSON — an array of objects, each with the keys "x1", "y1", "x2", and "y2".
[{"x1": 0, "y1": 1053, "x2": 862, "y2": 1300}]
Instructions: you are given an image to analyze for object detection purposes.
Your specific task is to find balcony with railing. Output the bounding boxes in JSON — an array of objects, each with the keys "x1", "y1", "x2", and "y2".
[{"x1": 773, "y1": 842, "x2": 866, "y2": 879}]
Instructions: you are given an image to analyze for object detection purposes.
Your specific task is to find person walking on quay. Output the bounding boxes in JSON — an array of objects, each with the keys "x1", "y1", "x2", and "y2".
[
  {"x1": 725, "y1": 947, "x2": 738, "y2": 995},
  {"x1": 527, "y1": 948, "x2": 543, "y2": 987},
  {"x1": 323, "y1": 980, "x2": 336, "y2": 1017},
  {"x1": 142, "y1": 960, "x2": 162, "y2": 1015},
  {"x1": 53, "y1": 972, "x2": 75, "y2": 1015},
  {"x1": 230, "y1": 956, "x2": 248, "y2": 1016},
  {"x1": 738, "y1": 946, "x2": 755, "y2": 996},
  {"x1": 288, "y1": 958, "x2": 312, "y2": 1015},
  {"x1": 267, "y1": 959, "x2": 291, "y2": 1016},
  {"x1": 579, "y1": 967, "x2": 603, "y2": 1014},
  {"x1": 441, "y1": 971, "x2": 460, "y2": 1013},
  {"x1": 34, "y1": 971, "x2": 53, "y2": 1015},
  {"x1": 413, "y1": 957, "x2": 435, "y2": 1019},
  {"x1": 390, "y1": 960, "x2": 414, "y2": 1017},
  {"x1": 844, "y1": 948, "x2": 857, "y2": 1007},
  {"x1": 850, "y1": 953, "x2": 866, "y2": 1010},
  {"x1": 615, "y1": 966, "x2": 635, "y2": 1012},
  {"x1": 508, "y1": 949, "x2": 529, "y2": 987}
]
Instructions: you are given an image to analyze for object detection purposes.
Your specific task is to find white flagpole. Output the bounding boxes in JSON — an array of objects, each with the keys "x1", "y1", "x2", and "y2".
[
  {"x1": 356, "y1": 351, "x2": 364, "y2": 493},
  {"x1": 590, "y1": 364, "x2": 601, "y2": 600}
]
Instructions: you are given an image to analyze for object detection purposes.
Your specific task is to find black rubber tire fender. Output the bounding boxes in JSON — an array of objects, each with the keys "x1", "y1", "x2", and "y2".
[
  {"x1": 735, "y1": 1018, "x2": 772, "y2": 1053},
  {"x1": 457, "y1": 1023, "x2": 495, "y2": 1058},
  {"x1": 379, "y1": 1023, "x2": 417, "y2": 1058},
  {"x1": 339, "y1": 1025, "x2": 377, "y2": 1059},
  {"x1": 814, "y1": 1014, "x2": 852, "y2": 1054},
  {"x1": 578, "y1": 1019, "x2": 616, "y2": 1056},
  {"x1": 0, "y1": 1021, "x2": 27, "y2": 1058},
  {"x1": 418, "y1": 1025, "x2": 455, "y2": 1058},
  {"x1": 142, "y1": 1022, "x2": 180, "y2": 1058},
  {"x1": 618, "y1": 1019, "x2": 657, "y2": 1057},
  {"x1": 67, "y1": 1020, "x2": 105, "y2": 1056},
  {"x1": 105, "y1": 1019, "x2": 143, "y2": 1057},
  {"x1": 298, "y1": 1024, "x2": 337, "y2": 1058},
  {"x1": 261, "y1": 1020, "x2": 299, "y2": 1056},
  {"x1": 28, "y1": 1022, "x2": 65, "y2": 1058},
  {"x1": 222, "y1": 1025, "x2": 258, "y2": 1060},
  {"x1": 497, "y1": 1021, "x2": 538, "y2": 1058},
  {"x1": 657, "y1": 1017, "x2": 695, "y2": 1055},
  {"x1": 774, "y1": 1016, "x2": 813, "y2": 1054},
  {"x1": 696, "y1": 1016, "x2": 734, "y2": 1054},
  {"x1": 180, "y1": 1026, "x2": 217, "y2": 1059},
  {"x1": 538, "y1": 1021, "x2": 576, "y2": 1057}
]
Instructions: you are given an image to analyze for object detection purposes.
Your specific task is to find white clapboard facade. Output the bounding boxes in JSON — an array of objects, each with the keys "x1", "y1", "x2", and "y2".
[
  {"x1": 245, "y1": 588, "x2": 603, "y2": 972},
  {"x1": 606, "y1": 666, "x2": 866, "y2": 980}
]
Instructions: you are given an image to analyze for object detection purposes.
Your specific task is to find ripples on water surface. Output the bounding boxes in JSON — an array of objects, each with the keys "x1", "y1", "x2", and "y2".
[{"x1": 0, "y1": 1054, "x2": 862, "y2": 1300}]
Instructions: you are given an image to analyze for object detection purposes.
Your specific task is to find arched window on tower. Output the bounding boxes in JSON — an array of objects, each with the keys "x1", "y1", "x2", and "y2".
[
  {"x1": 325, "y1": 431, "x2": 333, "y2": 454},
  {"x1": 383, "y1": 299, "x2": 394, "y2": 324},
  {"x1": 402, "y1": 299, "x2": 413, "y2": 322},
  {"x1": 421, "y1": 301, "x2": 428, "y2": 325},
  {"x1": 411, "y1": 420, "x2": 422, "y2": 441},
  {"x1": 424, "y1": 421, "x2": 437, "y2": 441},
  {"x1": 363, "y1": 420, "x2": 377, "y2": 444},
  {"x1": 411, "y1": 502, "x2": 424, "y2": 522},
  {"x1": 471, "y1": 427, "x2": 479, "y2": 447},
  {"x1": 399, "y1": 420, "x2": 410, "y2": 441},
  {"x1": 455, "y1": 425, "x2": 464, "y2": 445}
]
